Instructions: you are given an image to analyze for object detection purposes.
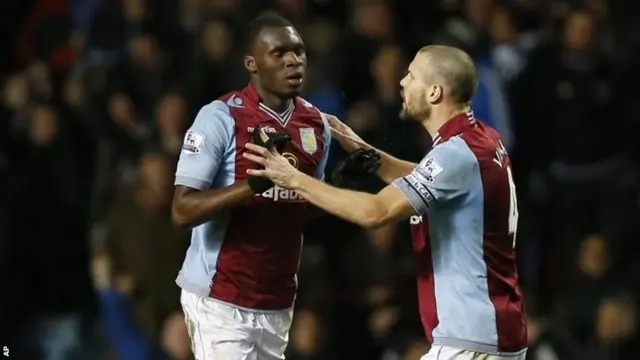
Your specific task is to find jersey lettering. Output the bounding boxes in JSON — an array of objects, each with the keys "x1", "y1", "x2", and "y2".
[
  {"x1": 491, "y1": 140, "x2": 518, "y2": 247},
  {"x1": 255, "y1": 185, "x2": 303, "y2": 202},
  {"x1": 493, "y1": 140, "x2": 508, "y2": 168},
  {"x1": 506, "y1": 166, "x2": 518, "y2": 248}
]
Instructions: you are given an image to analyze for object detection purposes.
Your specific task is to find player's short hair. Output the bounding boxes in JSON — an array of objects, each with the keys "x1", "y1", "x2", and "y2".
[
  {"x1": 245, "y1": 11, "x2": 295, "y2": 54},
  {"x1": 418, "y1": 45, "x2": 478, "y2": 105}
]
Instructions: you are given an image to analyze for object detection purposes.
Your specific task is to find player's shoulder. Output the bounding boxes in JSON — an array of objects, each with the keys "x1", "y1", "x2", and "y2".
[
  {"x1": 423, "y1": 136, "x2": 478, "y2": 176},
  {"x1": 191, "y1": 99, "x2": 236, "y2": 136},
  {"x1": 216, "y1": 89, "x2": 250, "y2": 111},
  {"x1": 294, "y1": 96, "x2": 331, "y2": 127},
  {"x1": 294, "y1": 96, "x2": 316, "y2": 110},
  {"x1": 196, "y1": 99, "x2": 233, "y2": 120},
  {"x1": 194, "y1": 87, "x2": 258, "y2": 126},
  {"x1": 431, "y1": 136, "x2": 478, "y2": 164},
  {"x1": 293, "y1": 96, "x2": 323, "y2": 117},
  {"x1": 459, "y1": 122, "x2": 506, "y2": 163}
]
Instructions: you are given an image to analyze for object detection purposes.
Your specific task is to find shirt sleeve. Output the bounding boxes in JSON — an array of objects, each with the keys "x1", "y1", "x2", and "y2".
[
  {"x1": 314, "y1": 111, "x2": 332, "y2": 180},
  {"x1": 392, "y1": 137, "x2": 477, "y2": 215},
  {"x1": 174, "y1": 101, "x2": 235, "y2": 190}
]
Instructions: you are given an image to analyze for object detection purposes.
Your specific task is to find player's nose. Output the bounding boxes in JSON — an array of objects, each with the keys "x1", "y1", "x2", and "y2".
[
  {"x1": 284, "y1": 52, "x2": 302, "y2": 67},
  {"x1": 399, "y1": 75, "x2": 407, "y2": 87}
]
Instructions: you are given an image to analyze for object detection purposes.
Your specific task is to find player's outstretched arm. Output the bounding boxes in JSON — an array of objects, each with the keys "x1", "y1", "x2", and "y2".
[
  {"x1": 324, "y1": 114, "x2": 416, "y2": 183},
  {"x1": 293, "y1": 176, "x2": 415, "y2": 228},
  {"x1": 243, "y1": 140, "x2": 415, "y2": 228},
  {"x1": 244, "y1": 133, "x2": 476, "y2": 229},
  {"x1": 172, "y1": 102, "x2": 255, "y2": 228}
]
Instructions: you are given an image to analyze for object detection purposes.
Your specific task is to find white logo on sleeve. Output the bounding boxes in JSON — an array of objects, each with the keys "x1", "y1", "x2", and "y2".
[
  {"x1": 226, "y1": 94, "x2": 245, "y2": 108},
  {"x1": 182, "y1": 131, "x2": 205, "y2": 155},
  {"x1": 420, "y1": 157, "x2": 445, "y2": 183}
]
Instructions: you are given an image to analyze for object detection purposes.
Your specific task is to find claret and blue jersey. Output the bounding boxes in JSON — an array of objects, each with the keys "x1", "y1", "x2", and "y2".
[
  {"x1": 392, "y1": 111, "x2": 527, "y2": 355},
  {"x1": 174, "y1": 84, "x2": 331, "y2": 311}
]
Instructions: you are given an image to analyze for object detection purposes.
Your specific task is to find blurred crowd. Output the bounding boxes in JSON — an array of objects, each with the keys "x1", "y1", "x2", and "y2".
[{"x1": 1, "y1": 0, "x2": 640, "y2": 359}]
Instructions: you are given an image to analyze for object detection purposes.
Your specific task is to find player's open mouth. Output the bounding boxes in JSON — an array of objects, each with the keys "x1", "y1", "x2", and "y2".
[{"x1": 285, "y1": 72, "x2": 304, "y2": 85}]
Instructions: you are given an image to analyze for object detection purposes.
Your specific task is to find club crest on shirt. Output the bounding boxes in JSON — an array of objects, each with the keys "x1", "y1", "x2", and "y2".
[
  {"x1": 420, "y1": 157, "x2": 445, "y2": 183},
  {"x1": 182, "y1": 130, "x2": 204, "y2": 155},
  {"x1": 299, "y1": 128, "x2": 317, "y2": 154}
]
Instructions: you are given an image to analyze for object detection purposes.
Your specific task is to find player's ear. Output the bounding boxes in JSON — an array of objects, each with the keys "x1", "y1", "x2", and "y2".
[
  {"x1": 244, "y1": 55, "x2": 257, "y2": 73},
  {"x1": 427, "y1": 84, "x2": 443, "y2": 104}
]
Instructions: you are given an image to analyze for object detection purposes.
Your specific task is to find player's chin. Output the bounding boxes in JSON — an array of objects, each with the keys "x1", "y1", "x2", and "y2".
[{"x1": 282, "y1": 83, "x2": 303, "y2": 97}]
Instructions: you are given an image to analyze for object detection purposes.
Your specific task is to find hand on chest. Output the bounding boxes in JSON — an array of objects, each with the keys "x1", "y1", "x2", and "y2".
[{"x1": 234, "y1": 117, "x2": 324, "y2": 177}]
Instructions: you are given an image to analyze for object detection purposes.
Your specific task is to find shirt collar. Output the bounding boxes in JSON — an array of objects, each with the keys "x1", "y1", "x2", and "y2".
[{"x1": 432, "y1": 109, "x2": 476, "y2": 146}]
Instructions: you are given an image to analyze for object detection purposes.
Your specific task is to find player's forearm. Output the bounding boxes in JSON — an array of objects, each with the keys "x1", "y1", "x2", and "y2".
[
  {"x1": 171, "y1": 182, "x2": 254, "y2": 228},
  {"x1": 292, "y1": 174, "x2": 389, "y2": 228},
  {"x1": 376, "y1": 151, "x2": 417, "y2": 184}
]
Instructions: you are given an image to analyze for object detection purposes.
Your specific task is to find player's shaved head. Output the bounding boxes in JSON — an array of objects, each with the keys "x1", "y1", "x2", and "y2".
[
  {"x1": 400, "y1": 45, "x2": 477, "y2": 122},
  {"x1": 416, "y1": 45, "x2": 478, "y2": 105}
]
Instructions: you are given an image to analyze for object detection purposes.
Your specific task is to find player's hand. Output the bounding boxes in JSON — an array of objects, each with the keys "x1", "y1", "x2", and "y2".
[
  {"x1": 253, "y1": 124, "x2": 292, "y2": 152},
  {"x1": 324, "y1": 113, "x2": 370, "y2": 152},
  {"x1": 244, "y1": 130, "x2": 301, "y2": 189},
  {"x1": 329, "y1": 148, "x2": 381, "y2": 189},
  {"x1": 247, "y1": 125, "x2": 292, "y2": 193}
]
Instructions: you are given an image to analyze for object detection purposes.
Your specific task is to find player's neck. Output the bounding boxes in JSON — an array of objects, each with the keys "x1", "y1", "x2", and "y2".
[
  {"x1": 420, "y1": 104, "x2": 469, "y2": 139},
  {"x1": 253, "y1": 85, "x2": 292, "y2": 113}
]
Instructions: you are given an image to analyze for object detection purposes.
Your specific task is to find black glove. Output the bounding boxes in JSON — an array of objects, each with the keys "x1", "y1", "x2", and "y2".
[
  {"x1": 329, "y1": 148, "x2": 381, "y2": 189},
  {"x1": 247, "y1": 125, "x2": 292, "y2": 193}
]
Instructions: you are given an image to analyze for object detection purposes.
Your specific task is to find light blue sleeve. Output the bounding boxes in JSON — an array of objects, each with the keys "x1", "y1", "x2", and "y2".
[
  {"x1": 392, "y1": 137, "x2": 477, "y2": 215},
  {"x1": 314, "y1": 111, "x2": 332, "y2": 180},
  {"x1": 174, "y1": 101, "x2": 235, "y2": 190}
]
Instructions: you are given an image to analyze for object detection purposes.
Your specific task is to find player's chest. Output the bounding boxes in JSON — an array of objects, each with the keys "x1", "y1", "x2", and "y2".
[{"x1": 233, "y1": 117, "x2": 325, "y2": 177}]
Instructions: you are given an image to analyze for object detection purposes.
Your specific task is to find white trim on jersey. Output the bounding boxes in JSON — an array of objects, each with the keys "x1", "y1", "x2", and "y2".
[
  {"x1": 258, "y1": 100, "x2": 295, "y2": 126},
  {"x1": 433, "y1": 109, "x2": 476, "y2": 147}
]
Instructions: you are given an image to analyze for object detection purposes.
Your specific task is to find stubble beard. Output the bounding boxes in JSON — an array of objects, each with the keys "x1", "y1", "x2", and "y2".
[{"x1": 399, "y1": 100, "x2": 430, "y2": 122}]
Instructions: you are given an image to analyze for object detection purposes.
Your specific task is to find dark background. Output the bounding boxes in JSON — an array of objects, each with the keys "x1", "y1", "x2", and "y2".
[{"x1": 1, "y1": 0, "x2": 640, "y2": 359}]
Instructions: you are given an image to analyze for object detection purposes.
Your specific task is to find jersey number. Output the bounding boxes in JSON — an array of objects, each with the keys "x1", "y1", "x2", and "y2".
[{"x1": 506, "y1": 166, "x2": 519, "y2": 248}]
